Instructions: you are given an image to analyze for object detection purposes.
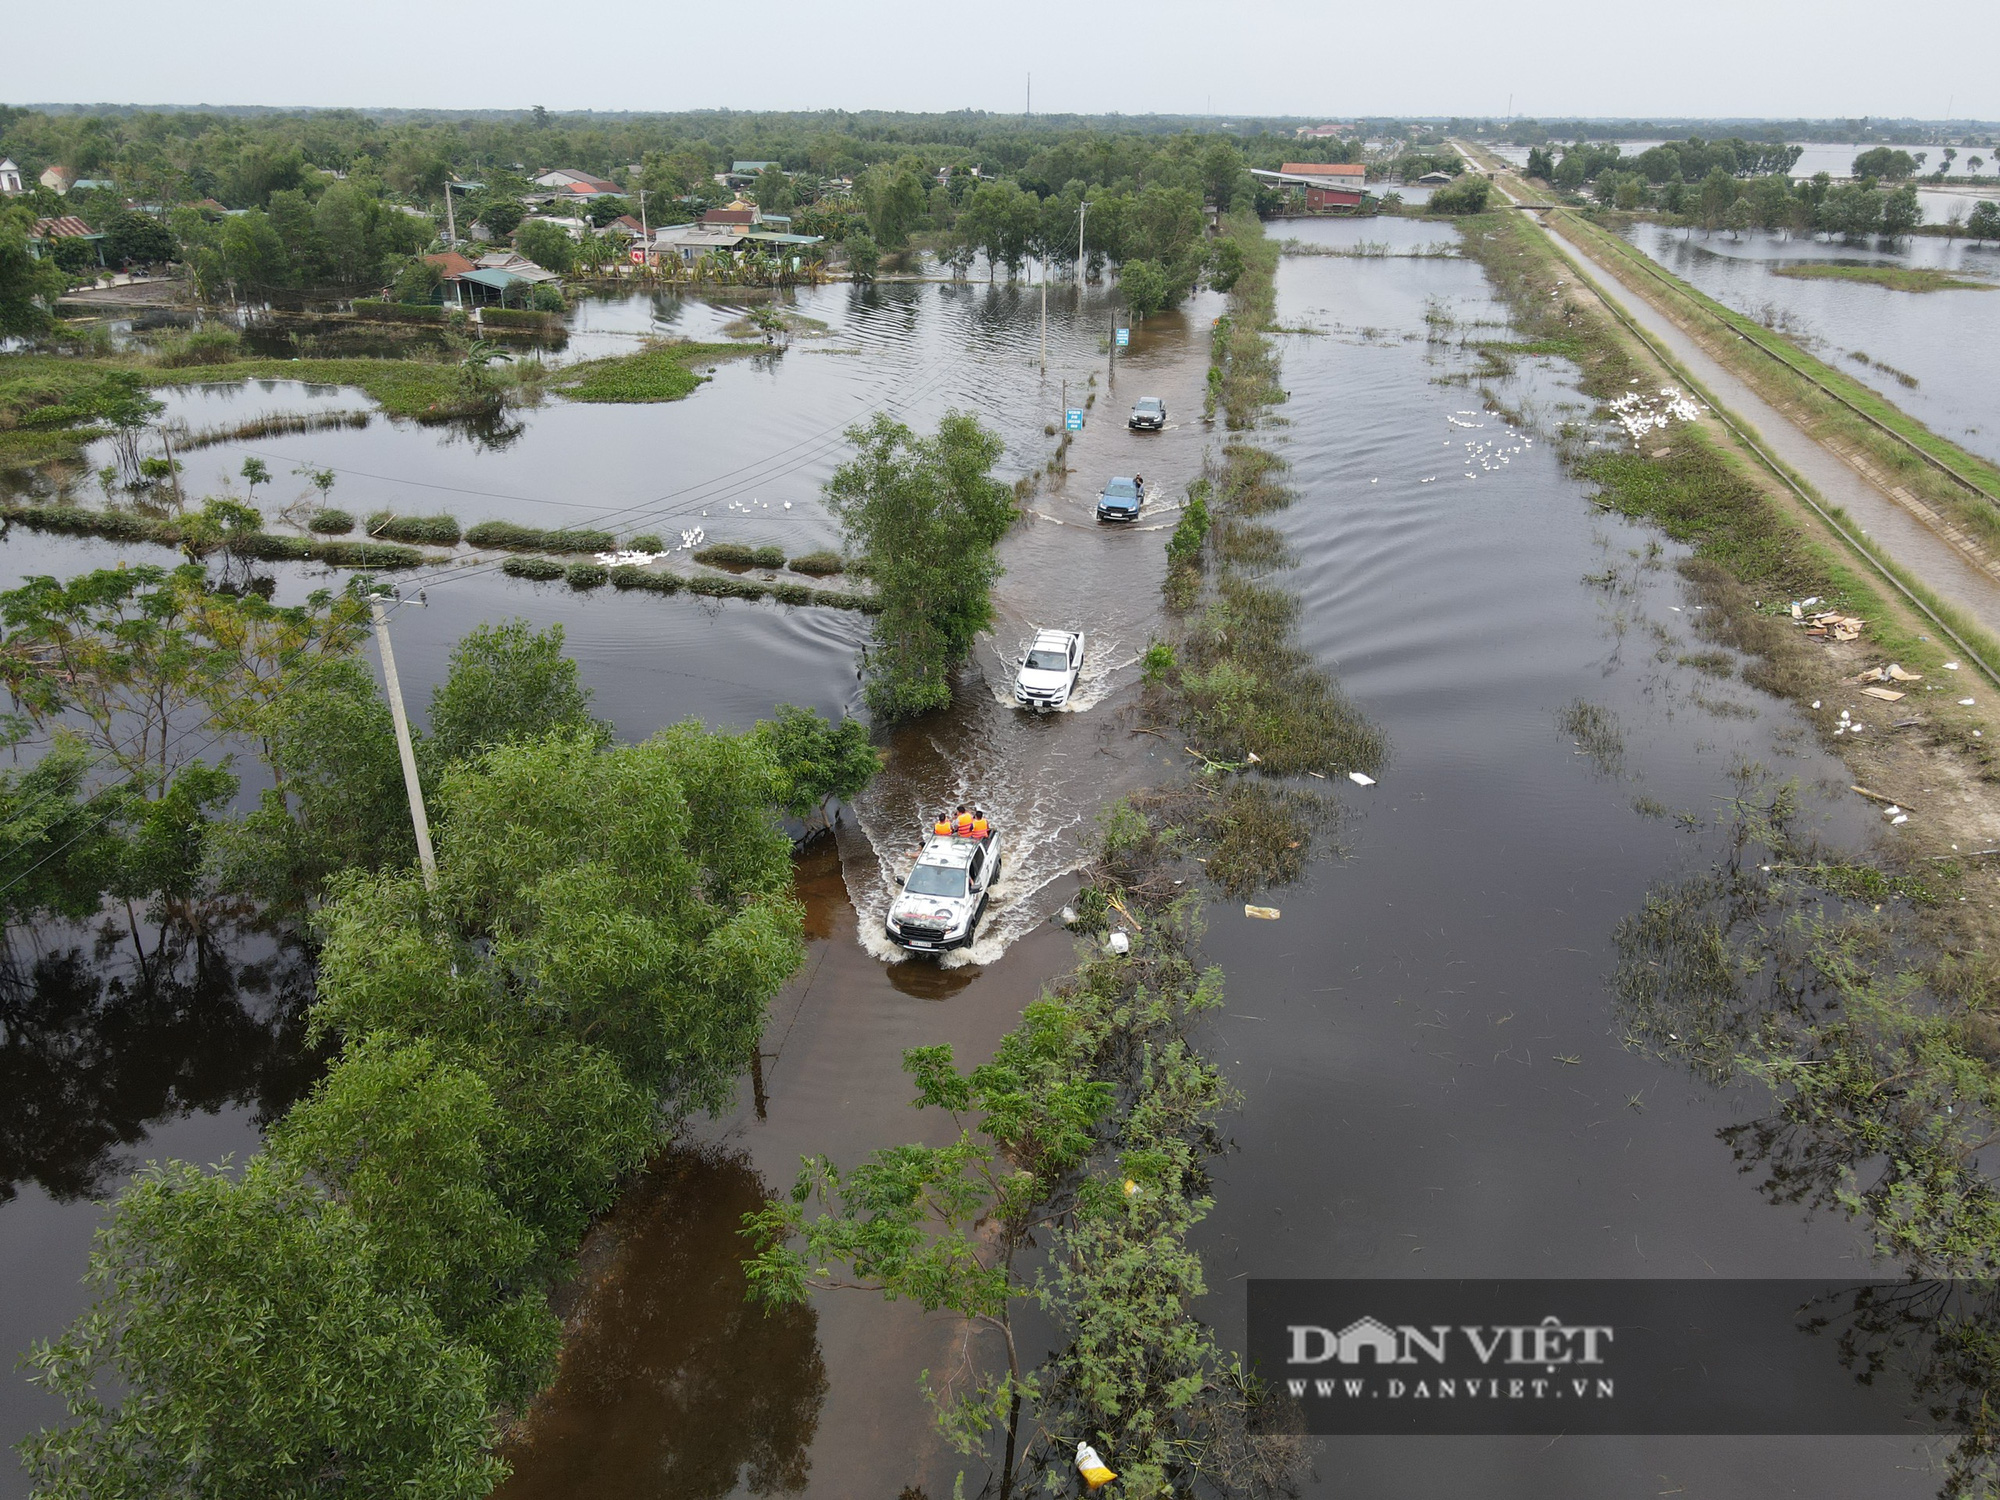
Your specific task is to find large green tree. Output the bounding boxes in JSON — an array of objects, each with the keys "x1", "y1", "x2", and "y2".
[
  {"x1": 20, "y1": 1157, "x2": 504, "y2": 1500},
  {"x1": 0, "y1": 203, "x2": 66, "y2": 336},
  {"x1": 824, "y1": 411, "x2": 1015, "y2": 719}
]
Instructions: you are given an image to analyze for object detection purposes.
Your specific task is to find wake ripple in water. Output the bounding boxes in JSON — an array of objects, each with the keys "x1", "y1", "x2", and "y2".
[{"x1": 842, "y1": 717, "x2": 1099, "y2": 969}]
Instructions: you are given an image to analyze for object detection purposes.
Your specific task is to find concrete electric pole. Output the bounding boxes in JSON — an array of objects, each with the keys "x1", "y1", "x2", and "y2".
[{"x1": 369, "y1": 593, "x2": 437, "y2": 890}]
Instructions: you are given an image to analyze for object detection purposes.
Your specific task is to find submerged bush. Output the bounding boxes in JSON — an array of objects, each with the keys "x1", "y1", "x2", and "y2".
[
  {"x1": 366, "y1": 511, "x2": 462, "y2": 545},
  {"x1": 693, "y1": 541, "x2": 784, "y2": 570},
  {"x1": 467, "y1": 521, "x2": 613, "y2": 553},
  {"x1": 564, "y1": 562, "x2": 607, "y2": 590},
  {"x1": 501, "y1": 556, "x2": 564, "y2": 581},
  {"x1": 786, "y1": 549, "x2": 844, "y2": 577},
  {"x1": 310, "y1": 509, "x2": 356, "y2": 535}
]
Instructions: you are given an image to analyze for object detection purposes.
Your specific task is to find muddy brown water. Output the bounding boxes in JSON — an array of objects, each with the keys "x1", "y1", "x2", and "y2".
[{"x1": 0, "y1": 237, "x2": 1952, "y2": 1497}]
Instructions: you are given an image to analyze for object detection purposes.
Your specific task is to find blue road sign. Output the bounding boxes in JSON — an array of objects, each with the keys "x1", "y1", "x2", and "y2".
[
  {"x1": 1065, "y1": 409, "x2": 1084, "y2": 431},
  {"x1": 1114, "y1": 327, "x2": 1130, "y2": 347}
]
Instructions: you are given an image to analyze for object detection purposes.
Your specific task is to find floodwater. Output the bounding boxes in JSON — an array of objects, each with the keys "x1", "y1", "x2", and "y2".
[
  {"x1": 0, "y1": 219, "x2": 1968, "y2": 1500},
  {"x1": 1620, "y1": 220, "x2": 2000, "y2": 465}
]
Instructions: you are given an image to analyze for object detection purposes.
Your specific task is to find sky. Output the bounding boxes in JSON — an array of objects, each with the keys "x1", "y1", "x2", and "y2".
[{"x1": 4, "y1": 0, "x2": 1994, "y2": 123}]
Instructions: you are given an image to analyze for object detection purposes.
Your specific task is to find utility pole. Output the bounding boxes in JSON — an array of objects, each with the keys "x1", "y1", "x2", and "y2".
[
  {"x1": 638, "y1": 188, "x2": 649, "y2": 278},
  {"x1": 370, "y1": 594, "x2": 437, "y2": 890},
  {"x1": 1040, "y1": 265, "x2": 1047, "y2": 375},
  {"x1": 1077, "y1": 199, "x2": 1088, "y2": 283},
  {"x1": 444, "y1": 179, "x2": 457, "y2": 246}
]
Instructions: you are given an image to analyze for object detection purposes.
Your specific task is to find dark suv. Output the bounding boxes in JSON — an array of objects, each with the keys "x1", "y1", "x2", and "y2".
[{"x1": 1128, "y1": 396, "x2": 1166, "y2": 431}]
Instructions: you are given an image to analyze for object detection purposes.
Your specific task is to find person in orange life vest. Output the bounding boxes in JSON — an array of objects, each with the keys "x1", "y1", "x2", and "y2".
[
  {"x1": 955, "y1": 805, "x2": 975, "y2": 837},
  {"x1": 933, "y1": 812, "x2": 952, "y2": 836},
  {"x1": 971, "y1": 810, "x2": 990, "y2": 839}
]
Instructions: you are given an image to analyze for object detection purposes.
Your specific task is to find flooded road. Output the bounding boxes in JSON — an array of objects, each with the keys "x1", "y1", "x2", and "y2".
[{"x1": 0, "y1": 222, "x2": 1967, "y2": 1498}]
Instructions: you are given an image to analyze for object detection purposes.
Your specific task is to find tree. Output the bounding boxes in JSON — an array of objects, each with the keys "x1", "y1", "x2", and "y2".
[
  {"x1": 423, "y1": 619, "x2": 604, "y2": 770},
  {"x1": 0, "y1": 566, "x2": 369, "y2": 795},
  {"x1": 0, "y1": 203, "x2": 67, "y2": 336},
  {"x1": 20, "y1": 1157, "x2": 503, "y2": 1500},
  {"x1": 216, "y1": 208, "x2": 289, "y2": 290},
  {"x1": 468, "y1": 193, "x2": 525, "y2": 238},
  {"x1": 1880, "y1": 183, "x2": 1923, "y2": 239},
  {"x1": 1117, "y1": 258, "x2": 1173, "y2": 317},
  {"x1": 1852, "y1": 147, "x2": 1918, "y2": 181},
  {"x1": 1969, "y1": 201, "x2": 2000, "y2": 243},
  {"x1": 512, "y1": 218, "x2": 575, "y2": 275},
  {"x1": 391, "y1": 257, "x2": 445, "y2": 304},
  {"x1": 843, "y1": 230, "x2": 879, "y2": 281},
  {"x1": 317, "y1": 724, "x2": 806, "y2": 1119},
  {"x1": 753, "y1": 166, "x2": 793, "y2": 215},
  {"x1": 824, "y1": 412, "x2": 1015, "y2": 720},
  {"x1": 102, "y1": 210, "x2": 173, "y2": 268},
  {"x1": 860, "y1": 160, "x2": 927, "y2": 249},
  {"x1": 219, "y1": 655, "x2": 413, "y2": 902},
  {"x1": 751, "y1": 705, "x2": 880, "y2": 825},
  {"x1": 584, "y1": 195, "x2": 631, "y2": 228},
  {"x1": 1426, "y1": 176, "x2": 1491, "y2": 215}
]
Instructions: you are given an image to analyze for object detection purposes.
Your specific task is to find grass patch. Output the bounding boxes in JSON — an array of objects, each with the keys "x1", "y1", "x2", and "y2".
[
  {"x1": 1770, "y1": 264, "x2": 1995, "y2": 293},
  {"x1": 564, "y1": 561, "x2": 608, "y2": 589},
  {"x1": 1558, "y1": 699, "x2": 1625, "y2": 773},
  {"x1": 500, "y1": 556, "x2": 564, "y2": 581},
  {"x1": 309, "y1": 509, "x2": 355, "y2": 535},
  {"x1": 0, "y1": 502, "x2": 426, "y2": 568},
  {"x1": 553, "y1": 342, "x2": 750, "y2": 404}
]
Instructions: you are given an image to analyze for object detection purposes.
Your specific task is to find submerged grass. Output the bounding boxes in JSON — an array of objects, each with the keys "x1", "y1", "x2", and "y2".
[
  {"x1": 553, "y1": 342, "x2": 754, "y2": 404},
  {"x1": 1770, "y1": 263, "x2": 1995, "y2": 294}
]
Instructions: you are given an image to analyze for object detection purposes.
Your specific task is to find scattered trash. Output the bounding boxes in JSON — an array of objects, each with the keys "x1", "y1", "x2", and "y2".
[
  {"x1": 1059, "y1": 906, "x2": 1077, "y2": 927},
  {"x1": 1962, "y1": 699, "x2": 1978, "y2": 707},
  {"x1": 1861, "y1": 687, "x2": 1905, "y2": 702},
  {"x1": 1790, "y1": 603, "x2": 1803, "y2": 620},
  {"x1": 1106, "y1": 931, "x2": 1131, "y2": 955},
  {"x1": 1349, "y1": 772, "x2": 1376, "y2": 786},
  {"x1": 594, "y1": 549, "x2": 662, "y2": 567},
  {"x1": 1945, "y1": 662, "x2": 1961, "y2": 671},
  {"x1": 1244, "y1": 905, "x2": 1282, "y2": 921},
  {"x1": 1883, "y1": 805, "x2": 1901, "y2": 818},
  {"x1": 1893, "y1": 814, "x2": 1909, "y2": 825},
  {"x1": 1076, "y1": 1443, "x2": 1118, "y2": 1492},
  {"x1": 1888, "y1": 665, "x2": 1922, "y2": 681},
  {"x1": 1811, "y1": 700, "x2": 1821, "y2": 709},
  {"x1": 1245, "y1": 751, "x2": 1262, "y2": 764},
  {"x1": 1122, "y1": 1179, "x2": 1142, "y2": 1197}
]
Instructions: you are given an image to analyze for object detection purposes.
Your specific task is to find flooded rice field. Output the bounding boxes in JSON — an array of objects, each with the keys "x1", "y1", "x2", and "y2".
[
  {"x1": 0, "y1": 220, "x2": 1956, "y2": 1497},
  {"x1": 1620, "y1": 220, "x2": 2000, "y2": 465}
]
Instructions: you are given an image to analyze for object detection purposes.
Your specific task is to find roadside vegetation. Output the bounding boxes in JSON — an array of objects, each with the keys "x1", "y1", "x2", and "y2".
[{"x1": 8, "y1": 592, "x2": 878, "y2": 1498}]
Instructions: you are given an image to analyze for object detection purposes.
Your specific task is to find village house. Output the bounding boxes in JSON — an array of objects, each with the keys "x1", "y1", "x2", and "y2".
[
  {"x1": 1250, "y1": 162, "x2": 1368, "y2": 211},
  {"x1": 532, "y1": 168, "x2": 622, "y2": 200},
  {"x1": 26, "y1": 215, "x2": 105, "y2": 265},
  {"x1": 38, "y1": 165, "x2": 74, "y2": 193},
  {"x1": 0, "y1": 159, "x2": 22, "y2": 195}
]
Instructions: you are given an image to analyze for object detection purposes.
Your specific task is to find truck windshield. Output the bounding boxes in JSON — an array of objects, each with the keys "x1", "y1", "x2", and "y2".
[
  {"x1": 1025, "y1": 648, "x2": 1068, "y2": 671},
  {"x1": 1136, "y1": 399, "x2": 1162, "y2": 412},
  {"x1": 906, "y1": 864, "x2": 967, "y2": 897},
  {"x1": 1103, "y1": 479, "x2": 1138, "y2": 498}
]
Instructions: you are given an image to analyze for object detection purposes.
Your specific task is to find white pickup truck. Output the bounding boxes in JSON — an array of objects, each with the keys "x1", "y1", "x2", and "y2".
[
  {"x1": 1013, "y1": 628, "x2": 1085, "y2": 710},
  {"x1": 885, "y1": 827, "x2": 1004, "y2": 953}
]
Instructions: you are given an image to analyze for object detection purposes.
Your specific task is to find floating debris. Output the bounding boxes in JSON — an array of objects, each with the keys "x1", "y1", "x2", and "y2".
[
  {"x1": 1349, "y1": 772, "x2": 1376, "y2": 786},
  {"x1": 1244, "y1": 905, "x2": 1282, "y2": 920}
]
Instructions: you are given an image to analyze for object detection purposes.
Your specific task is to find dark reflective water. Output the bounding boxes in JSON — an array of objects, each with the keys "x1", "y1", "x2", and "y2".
[{"x1": 1622, "y1": 221, "x2": 2000, "y2": 464}]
